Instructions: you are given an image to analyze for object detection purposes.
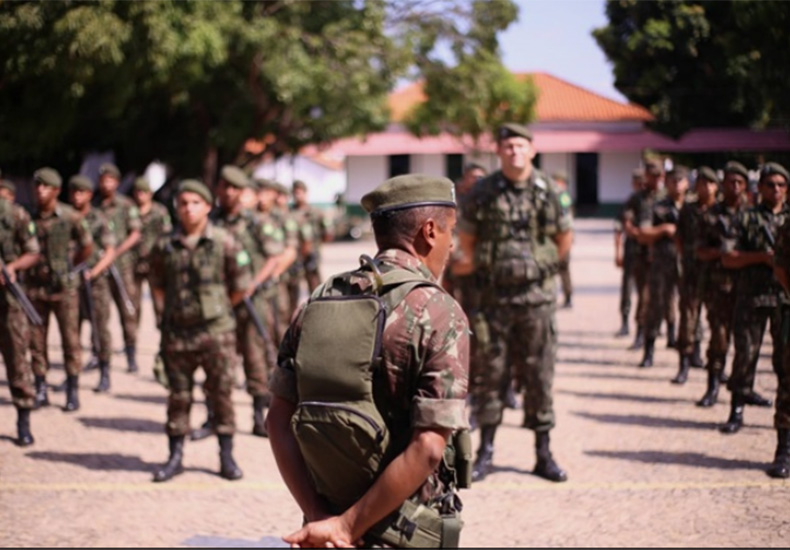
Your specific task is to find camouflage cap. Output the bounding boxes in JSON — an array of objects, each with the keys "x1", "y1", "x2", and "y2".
[
  {"x1": 497, "y1": 122, "x2": 533, "y2": 142},
  {"x1": 696, "y1": 166, "x2": 719, "y2": 184},
  {"x1": 760, "y1": 161, "x2": 789, "y2": 183},
  {"x1": 362, "y1": 173, "x2": 456, "y2": 215},
  {"x1": 219, "y1": 165, "x2": 250, "y2": 189},
  {"x1": 68, "y1": 175, "x2": 94, "y2": 192},
  {"x1": 33, "y1": 167, "x2": 62, "y2": 188},
  {"x1": 177, "y1": 179, "x2": 212, "y2": 204},
  {"x1": 274, "y1": 182, "x2": 290, "y2": 195},
  {"x1": 667, "y1": 165, "x2": 689, "y2": 181},
  {"x1": 253, "y1": 177, "x2": 278, "y2": 191},
  {"x1": 644, "y1": 159, "x2": 664, "y2": 175},
  {"x1": 551, "y1": 170, "x2": 569, "y2": 182},
  {"x1": 723, "y1": 161, "x2": 749, "y2": 181},
  {"x1": 98, "y1": 162, "x2": 121, "y2": 178},
  {"x1": 292, "y1": 179, "x2": 308, "y2": 192},
  {"x1": 134, "y1": 176, "x2": 152, "y2": 192},
  {"x1": 0, "y1": 179, "x2": 15, "y2": 193}
]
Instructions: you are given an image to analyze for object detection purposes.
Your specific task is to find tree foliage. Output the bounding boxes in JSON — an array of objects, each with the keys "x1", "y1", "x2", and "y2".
[
  {"x1": 593, "y1": 0, "x2": 790, "y2": 138},
  {"x1": 0, "y1": 0, "x2": 522, "y2": 183}
]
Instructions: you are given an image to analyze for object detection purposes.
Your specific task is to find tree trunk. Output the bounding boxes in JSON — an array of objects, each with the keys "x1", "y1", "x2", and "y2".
[{"x1": 202, "y1": 144, "x2": 218, "y2": 190}]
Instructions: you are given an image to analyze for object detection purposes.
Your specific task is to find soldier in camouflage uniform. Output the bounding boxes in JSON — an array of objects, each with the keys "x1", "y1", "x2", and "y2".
[
  {"x1": 695, "y1": 162, "x2": 749, "y2": 407},
  {"x1": 149, "y1": 180, "x2": 251, "y2": 482},
  {"x1": 28, "y1": 168, "x2": 93, "y2": 412},
  {"x1": 719, "y1": 163, "x2": 788, "y2": 434},
  {"x1": 0, "y1": 178, "x2": 16, "y2": 202},
  {"x1": 622, "y1": 160, "x2": 665, "y2": 350},
  {"x1": 614, "y1": 169, "x2": 645, "y2": 337},
  {"x1": 267, "y1": 174, "x2": 469, "y2": 548},
  {"x1": 0, "y1": 186, "x2": 41, "y2": 446},
  {"x1": 275, "y1": 182, "x2": 303, "y2": 323},
  {"x1": 96, "y1": 163, "x2": 142, "y2": 373},
  {"x1": 68, "y1": 176, "x2": 117, "y2": 393},
  {"x1": 672, "y1": 167, "x2": 719, "y2": 384},
  {"x1": 455, "y1": 123, "x2": 573, "y2": 483},
  {"x1": 552, "y1": 170, "x2": 574, "y2": 309},
  {"x1": 767, "y1": 162, "x2": 790, "y2": 478},
  {"x1": 131, "y1": 176, "x2": 172, "y2": 327}
]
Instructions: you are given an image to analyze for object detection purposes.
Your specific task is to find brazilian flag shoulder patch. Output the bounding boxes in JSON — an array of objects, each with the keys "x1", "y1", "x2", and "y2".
[
  {"x1": 560, "y1": 193, "x2": 572, "y2": 208},
  {"x1": 236, "y1": 250, "x2": 251, "y2": 267},
  {"x1": 28, "y1": 221, "x2": 36, "y2": 235}
]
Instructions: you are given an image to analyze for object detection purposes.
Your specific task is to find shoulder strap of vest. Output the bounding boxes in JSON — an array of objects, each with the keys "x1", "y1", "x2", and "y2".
[{"x1": 377, "y1": 267, "x2": 443, "y2": 316}]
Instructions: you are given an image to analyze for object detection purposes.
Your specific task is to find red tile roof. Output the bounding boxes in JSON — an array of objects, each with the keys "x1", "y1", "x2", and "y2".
[{"x1": 388, "y1": 72, "x2": 653, "y2": 123}]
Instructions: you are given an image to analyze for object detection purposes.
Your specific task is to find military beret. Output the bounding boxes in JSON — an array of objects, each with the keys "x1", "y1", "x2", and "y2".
[
  {"x1": 644, "y1": 159, "x2": 663, "y2": 175},
  {"x1": 723, "y1": 161, "x2": 749, "y2": 181},
  {"x1": 632, "y1": 168, "x2": 645, "y2": 180},
  {"x1": 253, "y1": 178, "x2": 278, "y2": 191},
  {"x1": 177, "y1": 179, "x2": 213, "y2": 204},
  {"x1": 362, "y1": 173, "x2": 456, "y2": 215},
  {"x1": 68, "y1": 175, "x2": 94, "y2": 191},
  {"x1": 292, "y1": 179, "x2": 308, "y2": 192},
  {"x1": 98, "y1": 162, "x2": 121, "y2": 178},
  {"x1": 219, "y1": 165, "x2": 249, "y2": 189},
  {"x1": 696, "y1": 166, "x2": 719, "y2": 184},
  {"x1": 0, "y1": 179, "x2": 15, "y2": 193},
  {"x1": 760, "y1": 162, "x2": 789, "y2": 183},
  {"x1": 274, "y1": 182, "x2": 290, "y2": 195},
  {"x1": 497, "y1": 122, "x2": 533, "y2": 142},
  {"x1": 551, "y1": 170, "x2": 569, "y2": 183},
  {"x1": 667, "y1": 165, "x2": 689, "y2": 181},
  {"x1": 33, "y1": 167, "x2": 62, "y2": 188},
  {"x1": 134, "y1": 176, "x2": 151, "y2": 192}
]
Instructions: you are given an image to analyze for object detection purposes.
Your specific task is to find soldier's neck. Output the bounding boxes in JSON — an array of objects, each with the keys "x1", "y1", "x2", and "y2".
[
  {"x1": 182, "y1": 219, "x2": 208, "y2": 238},
  {"x1": 137, "y1": 201, "x2": 152, "y2": 216},
  {"x1": 38, "y1": 200, "x2": 57, "y2": 215},
  {"x1": 502, "y1": 165, "x2": 532, "y2": 184}
]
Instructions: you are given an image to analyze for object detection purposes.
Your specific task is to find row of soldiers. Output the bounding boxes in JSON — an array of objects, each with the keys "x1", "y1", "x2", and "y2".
[
  {"x1": 614, "y1": 159, "x2": 790, "y2": 479},
  {"x1": 0, "y1": 163, "x2": 333, "y2": 481}
]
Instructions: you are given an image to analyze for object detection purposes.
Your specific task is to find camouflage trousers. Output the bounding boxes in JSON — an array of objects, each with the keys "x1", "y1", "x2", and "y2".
[
  {"x1": 727, "y1": 302, "x2": 782, "y2": 398},
  {"x1": 162, "y1": 330, "x2": 237, "y2": 436},
  {"x1": 0, "y1": 297, "x2": 35, "y2": 409},
  {"x1": 79, "y1": 275, "x2": 112, "y2": 363},
  {"x1": 30, "y1": 289, "x2": 82, "y2": 377},
  {"x1": 631, "y1": 256, "x2": 651, "y2": 328},
  {"x1": 645, "y1": 257, "x2": 678, "y2": 340},
  {"x1": 619, "y1": 250, "x2": 637, "y2": 320},
  {"x1": 131, "y1": 272, "x2": 162, "y2": 327},
  {"x1": 676, "y1": 268, "x2": 704, "y2": 355},
  {"x1": 557, "y1": 254, "x2": 572, "y2": 299},
  {"x1": 777, "y1": 306, "x2": 790, "y2": 429},
  {"x1": 703, "y1": 287, "x2": 736, "y2": 377},
  {"x1": 474, "y1": 301, "x2": 556, "y2": 432},
  {"x1": 109, "y1": 263, "x2": 139, "y2": 349},
  {"x1": 234, "y1": 293, "x2": 278, "y2": 398}
]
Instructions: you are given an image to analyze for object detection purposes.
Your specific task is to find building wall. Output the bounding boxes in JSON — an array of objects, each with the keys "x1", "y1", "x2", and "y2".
[
  {"x1": 540, "y1": 153, "x2": 576, "y2": 197},
  {"x1": 411, "y1": 154, "x2": 444, "y2": 176},
  {"x1": 346, "y1": 155, "x2": 387, "y2": 203},
  {"x1": 599, "y1": 151, "x2": 643, "y2": 203},
  {"x1": 253, "y1": 155, "x2": 345, "y2": 205}
]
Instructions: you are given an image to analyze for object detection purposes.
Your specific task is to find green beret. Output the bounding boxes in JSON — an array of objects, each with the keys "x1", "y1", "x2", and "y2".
[
  {"x1": 760, "y1": 162, "x2": 789, "y2": 183},
  {"x1": 254, "y1": 178, "x2": 277, "y2": 191},
  {"x1": 134, "y1": 176, "x2": 151, "y2": 192},
  {"x1": 0, "y1": 179, "x2": 15, "y2": 193},
  {"x1": 99, "y1": 162, "x2": 121, "y2": 178},
  {"x1": 68, "y1": 175, "x2": 94, "y2": 191},
  {"x1": 33, "y1": 167, "x2": 62, "y2": 188},
  {"x1": 667, "y1": 165, "x2": 689, "y2": 181},
  {"x1": 497, "y1": 122, "x2": 533, "y2": 142},
  {"x1": 292, "y1": 179, "x2": 308, "y2": 192},
  {"x1": 362, "y1": 173, "x2": 456, "y2": 215},
  {"x1": 219, "y1": 165, "x2": 249, "y2": 189},
  {"x1": 723, "y1": 161, "x2": 749, "y2": 181},
  {"x1": 177, "y1": 179, "x2": 213, "y2": 204},
  {"x1": 274, "y1": 182, "x2": 290, "y2": 195},
  {"x1": 644, "y1": 159, "x2": 663, "y2": 175},
  {"x1": 696, "y1": 166, "x2": 719, "y2": 184}
]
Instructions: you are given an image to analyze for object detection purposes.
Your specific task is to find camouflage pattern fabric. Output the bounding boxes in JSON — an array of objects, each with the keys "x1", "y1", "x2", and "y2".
[
  {"x1": 769, "y1": 214, "x2": 790, "y2": 429},
  {"x1": 109, "y1": 263, "x2": 138, "y2": 348},
  {"x1": 131, "y1": 201, "x2": 172, "y2": 326},
  {"x1": 30, "y1": 289, "x2": 82, "y2": 377},
  {"x1": 676, "y1": 199, "x2": 708, "y2": 355},
  {"x1": 645, "y1": 197, "x2": 682, "y2": 340},
  {"x1": 615, "y1": 200, "x2": 642, "y2": 321},
  {"x1": 290, "y1": 204, "x2": 333, "y2": 294}
]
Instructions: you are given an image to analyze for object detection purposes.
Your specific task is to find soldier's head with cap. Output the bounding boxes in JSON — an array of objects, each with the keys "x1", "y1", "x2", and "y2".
[
  {"x1": 695, "y1": 166, "x2": 719, "y2": 205},
  {"x1": 551, "y1": 170, "x2": 569, "y2": 192},
  {"x1": 362, "y1": 173, "x2": 457, "y2": 278},
  {"x1": 495, "y1": 122, "x2": 536, "y2": 182},
  {"x1": 758, "y1": 161, "x2": 788, "y2": 208},
  {"x1": 292, "y1": 179, "x2": 309, "y2": 207},
  {"x1": 459, "y1": 162, "x2": 487, "y2": 194},
  {"x1": 0, "y1": 179, "x2": 16, "y2": 202},
  {"x1": 97, "y1": 162, "x2": 121, "y2": 197},
  {"x1": 274, "y1": 182, "x2": 290, "y2": 209},
  {"x1": 132, "y1": 176, "x2": 154, "y2": 209},
  {"x1": 254, "y1": 177, "x2": 279, "y2": 212},
  {"x1": 643, "y1": 158, "x2": 664, "y2": 191},
  {"x1": 33, "y1": 167, "x2": 62, "y2": 209},
  {"x1": 176, "y1": 179, "x2": 213, "y2": 234},
  {"x1": 721, "y1": 160, "x2": 749, "y2": 204},
  {"x1": 216, "y1": 165, "x2": 250, "y2": 212},
  {"x1": 631, "y1": 167, "x2": 645, "y2": 191},
  {"x1": 665, "y1": 165, "x2": 690, "y2": 199},
  {"x1": 68, "y1": 174, "x2": 95, "y2": 212}
]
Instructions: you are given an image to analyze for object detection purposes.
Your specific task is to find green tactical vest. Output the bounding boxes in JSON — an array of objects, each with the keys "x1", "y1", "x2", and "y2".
[
  {"x1": 0, "y1": 200, "x2": 14, "y2": 263},
  {"x1": 162, "y1": 227, "x2": 235, "y2": 333},
  {"x1": 32, "y1": 204, "x2": 77, "y2": 291}
]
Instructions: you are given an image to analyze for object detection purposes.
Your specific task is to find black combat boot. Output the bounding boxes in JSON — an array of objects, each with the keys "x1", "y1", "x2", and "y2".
[
  {"x1": 34, "y1": 375, "x2": 49, "y2": 409},
  {"x1": 743, "y1": 390, "x2": 773, "y2": 408},
  {"x1": 671, "y1": 354, "x2": 691, "y2": 385},
  {"x1": 471, "y1": 425, "x2": 496, "y2": 482},
  {"x1": 190, "y1": 402, "x2": 214, "y2": 441},
  {"x1": 615, "y1": 315, "x2": 630, "y2": 337},
  {"x1": 93, "y1": 361, "x2": 111, "y2": 393},
  {"x1": 696, "y1": 370, "x2": 720, "y2": 408},
  {"x1": 720, "y1": 394, "x2": 745, "y2": 434},
  {"x1": 153, "y1": 435, "x2": 185, "y2": 482},
  {"x1": 533, "y1": 432, "x2": 568, "y2": 482},
  {"x1": 505, "y1": 384, "x2": 518, "y2": 409},
  {"x1": 666, "y1": 322, "x2": 677, "y2": 349},
  {"x1": 218, "y1": 434, "x2": 243, "y2": 480},
  {"x1": 83, "y1": 356, "x2": 99, "y2": 371},
  {"x1": 64, "y1": 375, "x2": 80, "y2": 412},
  {"x1": 15, "y1": 407, "x2": 34, "y2": 447},
  {"x1": 252, "y1": 395, "x2": 269, "y2": 438},
  {"x1": 767, "y1": 429, "x2": 790, "y2": 479},
  {"x1": 125, "y1": 346, "x2": 138, "y2": 374},
  {"x1": 562, "y1": 294, "x2": 572, "y2": 309},
  {"x1": 629, "y1": 325, "x2": 644, "y2": 350},
  {"x1": 638, "y1": 337, "x2": 655, "y2": 368},
  {"x1": 690, "y1": 340, "x2": 704, "y2": 368}
]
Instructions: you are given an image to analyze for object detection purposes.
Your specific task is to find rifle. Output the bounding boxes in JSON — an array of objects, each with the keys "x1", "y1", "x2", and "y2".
[
  {"x1": 108, "y1": 263, "x2": 135, "y2": 316},
  {"x1": 0, "y1": 261, "x2": 43, "y2": 326},
  {"x1": 242, "y1": 295, "x2": 270, "y2": 344},
  {"x1": 73, "y1": 262, "x2": 101, "y2": 356}
]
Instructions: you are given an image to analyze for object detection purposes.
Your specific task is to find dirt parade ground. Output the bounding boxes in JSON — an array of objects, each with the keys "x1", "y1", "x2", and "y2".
[{"x1": 1, "y1": 218, "x2": 788, "y2": 548}]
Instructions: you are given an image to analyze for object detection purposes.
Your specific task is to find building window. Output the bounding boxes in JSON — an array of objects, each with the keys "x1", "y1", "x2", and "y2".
[
  {"x1": 445, "y1": 154, "x2": 463, "y2": 182},
  {"x1": 389, "y1": 155, "x2": 410, "y2": 178}
]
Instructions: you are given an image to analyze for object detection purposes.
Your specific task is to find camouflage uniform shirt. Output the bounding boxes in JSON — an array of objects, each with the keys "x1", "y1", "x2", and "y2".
[
  {"x1": 134, "y1": 202, "x2": 172, "y2": 276},
  {"x1": 0, "y1": 199, "x2": 40, "y2": 300},
  {"x1": 83, "y1": 207, "x2": 116, "y2": 274},
  {"x1": 99, "y1": 194, "x2": 141, "y2": 271}
]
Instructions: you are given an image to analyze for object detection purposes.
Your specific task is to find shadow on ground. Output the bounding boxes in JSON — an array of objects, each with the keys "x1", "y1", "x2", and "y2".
[
  {"x1": 25, "y1": 451, "x2": 157, "y2": 472},
  {"x1": 78, "y1": 416, "x2": 163, "y2": 433},
  {"x1": 572, "y1": 410, "x2": 772, "y2": 432},
  {"x1": 112, "y1": 393, "x2": 168, "y2": 405},
  {"x1": 557, "y1": 389, "x2": 690, "y2": 405},
  {"x1": 585, "y1": 449, "x2": 766, "y2": 471}
]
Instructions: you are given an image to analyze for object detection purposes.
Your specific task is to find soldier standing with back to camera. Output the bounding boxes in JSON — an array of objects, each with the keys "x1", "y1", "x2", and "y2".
[
  {"x1": 0, "y1": 182, "x2": 41, "y2": 445},
  {"x1": 149, "y1": 180, "x2": 250, "y2": 482},
  {"x1": 96, "y1": 162, "x2": 142, "y2": 374},
  {"x1": 614, "y1": 169, "x2": 645, "y2": 337},
  {"x1": 454, "y1": 122, "x2": 572, "y2": 483},
  {"x1": 28, "y1": 168, "x2": 93, "y2": 412},
  {"x1": 719, "y1": 162, "x2": 788, "y2": 435}
]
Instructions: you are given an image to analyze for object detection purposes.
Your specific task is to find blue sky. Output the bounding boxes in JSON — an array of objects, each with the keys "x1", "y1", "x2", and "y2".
[{"x1": 498, "y1": 0, "x2": 625, "y2": 102}]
